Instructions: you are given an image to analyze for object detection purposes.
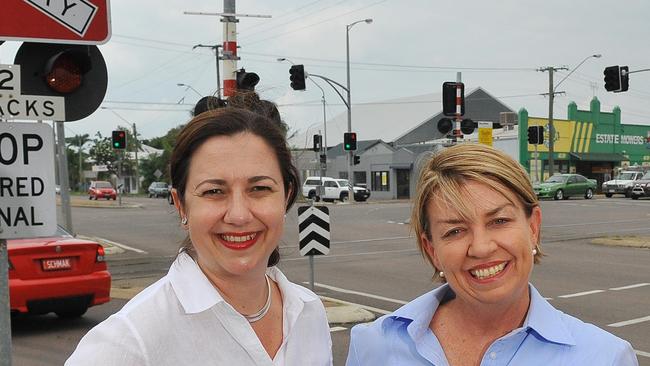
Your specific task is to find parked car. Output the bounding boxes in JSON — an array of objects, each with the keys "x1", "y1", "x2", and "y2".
[
  {"x1": 533, "y1": 174, "x2": 597, "y2": 200},
  {"x1": 301, "y1": 176, "x2": 370, "y2": 202},
  {"x1": 630, "y1": 171, "x2": 650, "y2": 200},
  {"x1": 601, "y1": 170, "x2": 645, "y2": 198},
  {"x1": 88, "y1": 181, "x2": 117, "y2": 200},
  {"x1": 148, "y1": 181, "x2": 170, "y2": 198},
  {"x1": 8, "y1": 226, "x2": 111, "y2": 318}
]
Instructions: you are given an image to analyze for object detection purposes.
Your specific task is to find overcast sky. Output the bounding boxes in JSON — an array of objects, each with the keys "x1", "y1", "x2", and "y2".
[{"x1": 1, "y1": 0, "x2": 649, "y2": 145}]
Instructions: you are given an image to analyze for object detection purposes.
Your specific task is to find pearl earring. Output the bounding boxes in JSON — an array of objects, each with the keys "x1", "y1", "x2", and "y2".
[
  {"x1": 181, "y1": 217, "x2": 188, "y2": 225},
  {"x1": 532, "y1": 248, "x2": 538, "y2": 255},
  {"x1": 439, "y1": 271, "x2": 445, "y2": 278}
]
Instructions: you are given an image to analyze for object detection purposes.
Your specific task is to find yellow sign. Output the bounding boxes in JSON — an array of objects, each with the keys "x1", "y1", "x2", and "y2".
[
  {"x1": 478, "y1": 121, "x2": 493, "y2": 146},
  {"x1": 527, "y1": 118, "x2": 594, "y2": 153}
]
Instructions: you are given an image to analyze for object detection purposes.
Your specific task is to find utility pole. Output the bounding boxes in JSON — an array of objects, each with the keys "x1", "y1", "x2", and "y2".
[
  {"x1": 538, "y1": 66, "x2": 567, "y2": 177},
  {"x1": 132, "y1": 123, "x2": 139, "y2": 194},
  {"x1": 193, "y1": 44, "x2": 222, "y2": 98}
]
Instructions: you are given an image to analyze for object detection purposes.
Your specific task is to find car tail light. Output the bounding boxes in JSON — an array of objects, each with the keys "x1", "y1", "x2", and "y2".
[{"x1": 96, "y1": 245, "x2": 105, "y2": 262}]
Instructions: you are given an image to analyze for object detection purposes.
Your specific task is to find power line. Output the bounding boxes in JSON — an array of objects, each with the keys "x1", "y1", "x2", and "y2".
[{"x1": 244, "y1": 0, "x2": 389, "y2": 46}]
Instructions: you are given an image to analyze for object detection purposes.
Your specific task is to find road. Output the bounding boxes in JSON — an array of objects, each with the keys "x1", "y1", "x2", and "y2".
[{"x1": 10, "y1": 195, "x2": 650, "y2": 365}]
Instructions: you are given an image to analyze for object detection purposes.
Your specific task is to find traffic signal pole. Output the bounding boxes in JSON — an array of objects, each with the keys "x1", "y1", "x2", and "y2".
[{"x1": 56, "y1": 121, "x2": 73, "y2": 234}]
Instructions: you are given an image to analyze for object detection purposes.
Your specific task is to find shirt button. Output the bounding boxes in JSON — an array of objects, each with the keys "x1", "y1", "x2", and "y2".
[{"x1": 490, "y1": 352, "x2": 497, "y2": 360}]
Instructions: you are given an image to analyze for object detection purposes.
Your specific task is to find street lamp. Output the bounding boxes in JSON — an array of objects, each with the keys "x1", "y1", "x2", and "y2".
[
  {"x1": 346, "y1": 18, "x2": 372, "y2": 202},
  {"x1": 277, "y1": 57, "x2": 329, "y2": 198},
  {"x1": 554, "y1": 54, "x2": 602, "y2": 92},
  {"x1": 177, "y1": 83, "x2": 203, "y2": 98}
]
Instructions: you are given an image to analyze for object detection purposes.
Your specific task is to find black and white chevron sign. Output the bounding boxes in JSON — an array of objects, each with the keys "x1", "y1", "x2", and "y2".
[{"x1": 298, "y1": 206, "x2": 330, "y2": 256}]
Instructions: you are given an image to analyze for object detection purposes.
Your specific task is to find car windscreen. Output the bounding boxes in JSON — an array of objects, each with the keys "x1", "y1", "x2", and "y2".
[
  {"x1": 95, "y1": 182, "x2": 112, "y2": 188},
  {"x1": 545, "y1": 176, "x2": 567, "y2": 183},
  {"x1": 616, "y1": 173, "x2": 635, "y2": 180},
  {"x1": 153, "y1": 183, "x2": 167, "y2": 187}
]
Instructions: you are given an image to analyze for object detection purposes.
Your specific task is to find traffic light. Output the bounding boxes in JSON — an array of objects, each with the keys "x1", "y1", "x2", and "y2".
[
  {"x1": 236, "y1": 68, "x2": 260, "y2": 91},
  {"x1": 437, "y1": 118, "x2": 453, "y2": 134},
  {"x1": 604, "y1": 66, "x2": 621, "y2": 92},
  {"x1": 289, "y1": 64, "x2": 306, "y2": 91},
  {"x1": 313, "y1": 134, "x2": 322, "y2": 152},
  {"x1": 460, "y1": 119, "x2": 475, "y2": 135},
  {"x1": 353, "y1": 155, "x2": 360, "y2": 165},
  {"x1": 442, "y1": 82, "x2": 464, "y2": 116},
  {"x1": 619, "y1": 66, "x2": 629, "y2": 92},
  {"x1": 14, "y1": 42, "x2": 108, "y2": 121},
  {"x1": 112, "y1": 130, "x2": 127, "y2": 149},
  {"x1": 343, "y1": 132, "x2": 357, "y2": 151},
  {"x1": 527, "y1": 126, "x2": 544, "y2": 145}
]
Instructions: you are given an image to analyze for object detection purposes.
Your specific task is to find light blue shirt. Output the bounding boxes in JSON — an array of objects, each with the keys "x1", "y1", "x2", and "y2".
[{"x1": 346, "y1": 284, "x2": 638, "y2": 366}]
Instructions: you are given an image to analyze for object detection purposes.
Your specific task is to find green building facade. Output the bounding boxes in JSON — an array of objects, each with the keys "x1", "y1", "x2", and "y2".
[{"x1": 518, "y1": 97, "x2": 650, "y2": 187}]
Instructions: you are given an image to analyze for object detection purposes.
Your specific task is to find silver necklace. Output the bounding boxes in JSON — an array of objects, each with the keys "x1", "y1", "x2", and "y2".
[{"x1": 243, "y1": 275, "x2": 272, "y2": 323}]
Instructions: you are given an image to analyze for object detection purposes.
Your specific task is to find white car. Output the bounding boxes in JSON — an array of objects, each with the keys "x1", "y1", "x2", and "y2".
[
  {"x1": 302, "y1": 176, "x2": 370, "y2": 202},
  {"x1": 601, "y1": 171, "x2": 645, "y2": 198}
]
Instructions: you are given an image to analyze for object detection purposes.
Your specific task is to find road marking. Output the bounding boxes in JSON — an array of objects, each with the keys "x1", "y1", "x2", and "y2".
[
  {"x1": 283, "y1": 248, "x2": 418, "y2": 262},
  {"x1": 331, "y1": 236, "x2": 412, "y2": 245},
  {"x1": 330, "y1": 326, "x2": 347, "y2": 332},
  {"x1": 608, "y1": 315, "x2": 650, "y2": 328},
  {"x1": 609, "y1": 283, "x2": 650, "y2": 291},
  {"x1": 308, "y1": 282, "x2": 408, "y2": 305},
  {"x1": 320, "y1": 295, "x2": 391, "y2": 315},
  {"x1": 557, "y1": 289, "x2": 605, "y2": 298},
  {"x1": 95, "y1": 237, "x2": 148, "y2": 254},
  {"x1": 636, "y1": 350, "x2": 650, "y2": 358}
]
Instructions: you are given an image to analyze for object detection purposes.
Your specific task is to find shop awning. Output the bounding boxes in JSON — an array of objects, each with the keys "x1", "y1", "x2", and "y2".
[{"x1": 569, "y1": 152, "x2": 626, "y2": 162}]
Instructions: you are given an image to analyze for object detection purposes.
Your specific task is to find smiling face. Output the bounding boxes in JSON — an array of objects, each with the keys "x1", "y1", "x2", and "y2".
[
  {"x1": 421, "y1": 180, "x2": 541, "y2": 309},
  {"x1": 176, "y1": 132, "x2": 288, "y2": 279}
]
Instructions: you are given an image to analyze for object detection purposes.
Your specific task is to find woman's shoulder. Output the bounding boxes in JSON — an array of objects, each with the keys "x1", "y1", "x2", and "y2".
[{"x1": 557, "y1": 310, "x2": 633, "y2": 349}]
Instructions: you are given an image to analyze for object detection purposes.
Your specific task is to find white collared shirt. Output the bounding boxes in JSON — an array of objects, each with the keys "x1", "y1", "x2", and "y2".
[{"x1": 66, "y1": 253, "x2": 333, "y2": 366}]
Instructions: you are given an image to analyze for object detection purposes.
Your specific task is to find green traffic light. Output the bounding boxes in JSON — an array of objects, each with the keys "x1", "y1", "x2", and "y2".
[{"x1": 345, "y1": 143, "x2": 351, "y2": 150}]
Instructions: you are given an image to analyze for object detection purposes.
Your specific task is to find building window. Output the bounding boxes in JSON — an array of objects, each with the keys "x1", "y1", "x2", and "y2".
[
  {"x1": 371, "y1": 171, "x2": 389, "y2": 191},
  {"x1": 354, "y1": 171, "x2": 366, "y2": 187}
]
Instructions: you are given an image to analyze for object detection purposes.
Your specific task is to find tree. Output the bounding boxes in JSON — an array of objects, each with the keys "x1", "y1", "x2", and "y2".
[{"x1": 65, "y1": 133, "x2": 91, "y2": 191}]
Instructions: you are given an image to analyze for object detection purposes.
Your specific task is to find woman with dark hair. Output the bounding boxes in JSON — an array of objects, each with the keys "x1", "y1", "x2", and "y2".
[{"x1": 67, "y1": 108, "x2": 333, "y2": 365}]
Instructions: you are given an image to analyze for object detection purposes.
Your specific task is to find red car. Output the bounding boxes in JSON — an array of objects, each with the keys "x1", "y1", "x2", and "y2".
[
  {"x1": 88, "y1": 180, "x2": 117, "y2": 200},
  {"x1": 8, "y1": 226, "x2": 111, "y2": 318}
]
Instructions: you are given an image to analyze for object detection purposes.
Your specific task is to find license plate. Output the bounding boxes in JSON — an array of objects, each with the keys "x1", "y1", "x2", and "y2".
[
  {"x1": 42, "y1": 258, "x2": 72, "y2": 271},
  {"x1": 608, "y1": 189, "x2": 615, "y2": 193}
]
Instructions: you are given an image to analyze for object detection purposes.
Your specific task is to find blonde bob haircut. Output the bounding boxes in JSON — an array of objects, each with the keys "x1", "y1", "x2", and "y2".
[{"x1": 412, "y1": 143, "x2": 542, "y2": 281}]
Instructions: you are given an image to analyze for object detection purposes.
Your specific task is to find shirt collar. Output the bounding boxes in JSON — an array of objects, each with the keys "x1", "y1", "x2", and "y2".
[
  {"x1": 524, "y1": 284, "x2": 576, "y2": 346},
  {"x1": 381, "y1": 283, "x2": 576, "y2": 346},
  {"x1": 168, "y1": 252, "x2": 318, "y2": 315},
  {"x1": 382, "y1": 283, "x2": 450, "y2": 340}
]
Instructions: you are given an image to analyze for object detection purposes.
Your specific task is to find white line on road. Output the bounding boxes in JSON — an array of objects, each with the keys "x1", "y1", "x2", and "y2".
[
  {"x1": 609, "y1": 283, "x2": 650, "y2": 291},
  {"x1": 557, "y1": 289, "x2": 605, "y2": 298},
  {"x1": 331, "y1": 236, "x2": 412, "y2": 245},
  {"x1": 608, "y1": 315, "x2": 650, "y2": 328},
  {"x1": 282, "y1": 248, "x2": 417, "y2": 262},
  {"x1": 308, "y1": 282, "x2": 408, "y2": 305},
  {"x1": 96, "y1": 237, "x2": 148, "y2": 254},
  {"x1": 635, "y1": 350, "x2": 650, "y2": 358},
  {"x1": 330, "y1": 326, "x2": 347, "y2": 332},
  {"x1": 320, "y1": 295, "x2": 391, "y2": 315}
]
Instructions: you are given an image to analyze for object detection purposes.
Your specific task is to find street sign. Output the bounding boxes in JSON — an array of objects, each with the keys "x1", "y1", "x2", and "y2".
[
  {"x1": 0, "y1": 64, "x2": 65, "y2": 120},
  {"x1": 0, "y1": 122, "x2": 56, "y2": 239},
  {"x1": 92, "y1": 164, "x2": 108, "y2": 172},
  {"x1": 0, "y1": 0, "x2": 111, "y2": 45},
  {"x1": 478, "y1": 121, "x2": 493, "y2": 146},
  {"x1": 298, "y1": 206, "x2": 330, "y2": 256}
]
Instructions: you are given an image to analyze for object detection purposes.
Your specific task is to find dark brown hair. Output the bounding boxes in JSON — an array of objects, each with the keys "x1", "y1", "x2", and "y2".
[{"x1": 170, "y1": 107, "x2": 299, "y2": 266}]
